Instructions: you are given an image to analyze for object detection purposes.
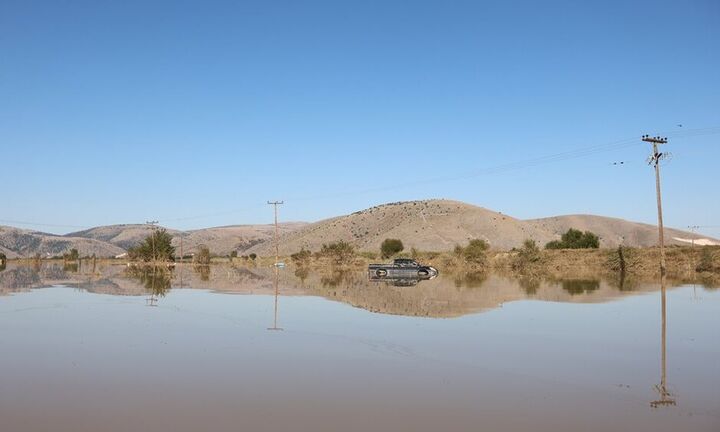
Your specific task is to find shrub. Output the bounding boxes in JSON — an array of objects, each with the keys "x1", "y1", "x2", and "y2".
[
  {"x1": 512, "y1": 239, "x2": 543, "y2": 272},
  {"x1": 290, "y1": 248, "x2": 312, "y2": 265},
  {"x1": 380, "y1": 238, "x2": 404, "y2": 258},
  {"x1": 249, "y1": 253, "x2": 257, "y2": 261},
  {"x1": 545, "y1": 229, "x2": 599, "y2": 249},
  {"x1": 462, "y1": 239, "x2": 489, "y2": 265},
  {"x1": 230, "y1": 251, "x2": 238, "y2": 258},
  {"x1": 696, "y1": 247, "x2": 717, "y2": 273},
  {"x1": 319, "y1": 241, "x2": 355, "y2": 265}
]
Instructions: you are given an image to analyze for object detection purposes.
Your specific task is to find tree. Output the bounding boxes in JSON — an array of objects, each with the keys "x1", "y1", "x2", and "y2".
[
  {"x1": 380, "y1": 238, "x2": 404, "y2": 258},
  {"x1": 545, "y1": 229, "x2": 600, "y2": 249},
  {"x1": 230, "y1": 250, "x2": 238, "y2": 258},
  {"x1": 64, "y1": 248, "x2": 79, "y2": 261},
  {"x1": 195, "y1": 246, "x2": 211, "y2": 265},
  {"x1": 128, "y1": 229, "x2": 176, "y2": 262},
  {"x1": 249, "y1": 253, "x2": 257, "y2": 261}
]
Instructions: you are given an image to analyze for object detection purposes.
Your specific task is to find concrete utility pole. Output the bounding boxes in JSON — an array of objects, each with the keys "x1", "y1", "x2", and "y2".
[
  {"x1": 267, "y1": 201, "x2": 284, "y2": 265},
  {"x1": 643, "y1": 135, "x2": 668, "y2": 276},
  {"x1": 146, "y1": 220, "x2": 159, "y2": 262}
]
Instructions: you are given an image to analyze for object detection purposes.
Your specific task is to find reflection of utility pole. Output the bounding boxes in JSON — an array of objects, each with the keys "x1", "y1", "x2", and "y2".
[
  {"x1": 267, "y1": 266, "x2": 283, "y2": 331},
  {"x1": 267, "y1": 201, "x2": 284, "y2": 265},
  {"x1": 146, "y1": 220, "x2": 159, "y2": 262},
  {"x1": 643, "y1": 135, "x2": 669, "y2": 276},
  {"x1": 651, "y1": 275, "x2": 676, "y2": 408}
]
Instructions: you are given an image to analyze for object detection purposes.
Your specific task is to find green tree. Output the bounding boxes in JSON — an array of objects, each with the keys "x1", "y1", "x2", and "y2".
[
  {"x1": 545, "y1": 229, "x2": 600, "y2": 249},
  {"x1": 380, "y1": 238, "x2": 404, "y2": 258},
  {"x1": 128, "y1": 229, "x2": 176, "y2": 262}
]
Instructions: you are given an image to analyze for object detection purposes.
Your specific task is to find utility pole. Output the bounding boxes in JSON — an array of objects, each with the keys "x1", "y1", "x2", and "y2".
[
  {"x1": 687, "y1": 225, "x2": 700, "y2": 248},
  {"x1": 643, "y1": 135, "x2": 669, "y2": 276},
  {"x1": 267, "y1": 201, "x2": 284, "y2": 265},
  {"x1": 146, "y1": 220, "x2": 159, "y2": 262}
]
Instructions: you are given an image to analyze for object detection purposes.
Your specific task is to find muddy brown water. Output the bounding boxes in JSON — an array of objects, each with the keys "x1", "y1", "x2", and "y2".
[{"x1": 0, "y1": 263, "x2": 718, "y2": 432}]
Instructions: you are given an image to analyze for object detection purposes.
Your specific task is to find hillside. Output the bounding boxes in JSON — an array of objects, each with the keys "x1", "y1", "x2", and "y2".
[
  {"x1": 3, "y1": 199, "x2": 716, "y2": 258},
  {"x1": 67, "y1": 222, "x2": 308, "y2": 256},
  {"x1": 246, "y1": 199, "x2": 718, "y2": 255},
  {"x1": 0, "y1": 226, "x2": 125, "y2": 258}
]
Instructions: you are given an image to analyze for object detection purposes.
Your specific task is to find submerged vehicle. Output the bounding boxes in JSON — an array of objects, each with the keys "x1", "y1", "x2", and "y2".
[{"x1": 368, "y1": 258, "x2": 439, "y2": 280}]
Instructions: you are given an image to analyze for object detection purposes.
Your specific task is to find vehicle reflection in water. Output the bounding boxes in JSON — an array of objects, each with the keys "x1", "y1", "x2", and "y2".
[
  {"x1": 368, "y1": 267, "x2": 439, "y2": 288},
  {"x1": 651, "y1": 274, "x2": 676, "y2": 408}
]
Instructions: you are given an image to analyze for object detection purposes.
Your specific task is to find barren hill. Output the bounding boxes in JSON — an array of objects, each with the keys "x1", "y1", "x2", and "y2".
[
  {"x1": 246, "y1": 199, "x2": 717, "y2": 255},
  {"x1": 67, "y1": 222, "x2": 308, "y2": 256},
  {"x1": 0, "y1": 226, "x2": 125, "y2": 259}
]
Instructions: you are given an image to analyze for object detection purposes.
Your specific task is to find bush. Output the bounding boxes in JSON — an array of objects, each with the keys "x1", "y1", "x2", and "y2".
[
  {"x1": 319, "y1": 241, "x2": 355, "y2": 265},
  {"x1": 128, "y1": 229, "x2": 176, "y2": 262},
  {"x1": 545, "y1": 229, "x2": 599, "y2": 249},
  {"x1": 290, "y1": 248, "x2": 312, "y2": 265},
  {"x1": 462, "y1": 239, "x2": 489, "y2": 265},
  {"x1": 249, "y1": 253, "x2": 257, "y2": 261},
  {"x1": 230, "y1": 251, "x2": 238, "y2": 258},
  {"x1": 380, "y1": 238, "x2": 404, "y2": 258},
  {"x1": 195, "y1": 246, "x2": 211, "y2": 265},
  {"x1": 512, "y1": 239, "x2": 543, "y2": 272},
  {"x1": 696, "y1": 247, "x2": 717, "y2": 273}
]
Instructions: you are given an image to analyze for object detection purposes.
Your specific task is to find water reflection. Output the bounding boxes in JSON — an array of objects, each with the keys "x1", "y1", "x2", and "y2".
[
  {"x1": 561, "y1": 279, "x2": 600, "y2": 295},
  {"x1": 268, "y1": 266, "x2": 283, "y2": 331},
  {"x1": 126, "y1": 265, "x2": 173, "y2": 306},
  {"x1": 0, "y1": 262, "x2": 718, "y2": 319},
  {"x1": 651, "y1": 275, "x2": 676, "y2": 408}
]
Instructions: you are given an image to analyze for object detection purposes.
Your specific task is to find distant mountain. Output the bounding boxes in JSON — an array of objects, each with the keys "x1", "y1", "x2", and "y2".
[
  {"x1": 245, "y1": 199, "x2": 718, "y2": 255},
  {"x1": 0, "y1": 226, "x2": 125, "y2": 259},
  {"x1": 2, "y1": 199, "x2": 716, "y2": 258}
]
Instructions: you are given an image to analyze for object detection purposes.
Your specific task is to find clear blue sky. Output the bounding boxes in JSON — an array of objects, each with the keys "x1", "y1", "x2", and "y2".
[{"x1": 1, "y1": 0, "x2": 719, "y2": 237}]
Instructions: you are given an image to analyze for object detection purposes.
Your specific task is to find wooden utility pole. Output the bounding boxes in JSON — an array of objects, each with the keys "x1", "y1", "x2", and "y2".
[
  {"x1": 687, "y1": 225, "x2": 700, "y2": 248},
  {"x1": 643, "y1": 135, "x2": 668, "y2": 276},
  {"x1": 267, "y1": 201, "x2": 283, "y2": 265},
  {"x1": 146, "y1": 221, "x2": 159, "y2": 262}
]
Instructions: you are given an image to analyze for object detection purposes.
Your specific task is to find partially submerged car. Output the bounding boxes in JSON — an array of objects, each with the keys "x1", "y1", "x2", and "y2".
[{"x1": 368, "y1": 258, "x2": 439, "y2": 280}]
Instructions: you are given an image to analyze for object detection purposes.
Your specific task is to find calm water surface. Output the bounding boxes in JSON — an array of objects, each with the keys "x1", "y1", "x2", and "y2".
[{"x1": 0, "y1": 263, "x2": 718, "y2": 432}]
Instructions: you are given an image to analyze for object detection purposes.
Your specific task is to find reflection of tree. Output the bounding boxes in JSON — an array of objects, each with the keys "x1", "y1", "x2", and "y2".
[
  {"x1": 63, "y1": 263, "x2": 79, "y2": 273},
  {"x1": 518, "y1": 277, "x2": 541, "y2": 295},
  {"x1": 321, "y1": 270, "x2": 354, "y2": 288},
  {"x1": 194, "y1": 265, "x2": 210, "y2": 281},
  {"x1": 453, "y1": 271, "x2": 487, "y2": 288},
  {"x1": 561, "y1": 279, "x2": 600, "y2": 295},
  {"x1": 126, "y1": 266, "x2": 173, "y2": 298}
]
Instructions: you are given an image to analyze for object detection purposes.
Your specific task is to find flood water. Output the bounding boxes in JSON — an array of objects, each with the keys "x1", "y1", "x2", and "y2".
[{"x1": 1, "y1": 263, "x2": 718, "y2": 432}]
